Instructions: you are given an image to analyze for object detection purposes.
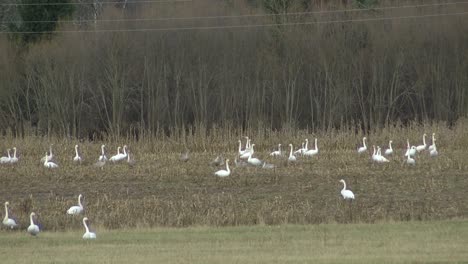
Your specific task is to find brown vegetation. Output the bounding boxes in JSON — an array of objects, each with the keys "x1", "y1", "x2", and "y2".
[
  {"x1": 0, "y1": 122, "x2": 467, "y2": 230},
  {"x1": 0, "y1": 0, "x2": 468, "y2": 138}
]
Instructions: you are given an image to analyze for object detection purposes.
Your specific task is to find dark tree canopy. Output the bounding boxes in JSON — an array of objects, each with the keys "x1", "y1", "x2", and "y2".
[{"x1": 10, "y1": 0, "x2": 75, "y2": 43}]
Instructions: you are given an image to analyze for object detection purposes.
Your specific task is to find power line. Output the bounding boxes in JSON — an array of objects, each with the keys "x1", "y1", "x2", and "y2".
[
  {"x1": 3, "y1": 1, "x2": 468, "y2": 24},
  {"x1": 0, "y1": 0, "x2": 191, "y2": 6},
  {"x1": 1, "y1": 11, "x2": 467, "y2": 34}
]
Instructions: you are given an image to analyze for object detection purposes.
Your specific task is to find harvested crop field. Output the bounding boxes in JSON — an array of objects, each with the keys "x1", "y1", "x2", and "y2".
[{"x1": 1, "y1": 125, "x2": 468, "y2": 231}]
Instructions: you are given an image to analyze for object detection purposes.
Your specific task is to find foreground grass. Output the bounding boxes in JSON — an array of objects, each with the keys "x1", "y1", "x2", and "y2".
[{"x1": 0, "y1": 220, "x2": 467, "y2": 263}]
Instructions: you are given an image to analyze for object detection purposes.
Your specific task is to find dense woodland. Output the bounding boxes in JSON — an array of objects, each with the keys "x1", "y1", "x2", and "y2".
[{"x1": 0, "y1": 0, "x2": 467, "y2": 139}]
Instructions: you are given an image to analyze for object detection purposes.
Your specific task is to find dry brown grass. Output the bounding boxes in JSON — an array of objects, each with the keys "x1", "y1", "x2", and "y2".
[{"x1": 0, "y1": 121, "x2": 467, "y2": 230}]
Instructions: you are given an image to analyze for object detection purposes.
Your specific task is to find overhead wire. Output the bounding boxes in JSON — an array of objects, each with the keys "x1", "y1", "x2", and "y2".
[
  {"x1": 2, "y1": 0, "x2": 468, "y2": 24},
  {"x1": 1, "y1": 10, "x2": 467, "y2": 34},
  {"x1": 0, "y1": 0, "x2": 192, "y2": 6}
]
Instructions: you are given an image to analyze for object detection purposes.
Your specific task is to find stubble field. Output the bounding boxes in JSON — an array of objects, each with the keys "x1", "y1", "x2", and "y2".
[{"x1": 0, "y1": 124, "x2": 468, "y2": 262}]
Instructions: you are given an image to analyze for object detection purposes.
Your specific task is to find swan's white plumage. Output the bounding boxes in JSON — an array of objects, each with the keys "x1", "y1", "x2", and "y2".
[
  {"x1": 98, "y1": 144, "x2": 108, "y2": 162},
  {"x1": 82, "y1": 217, "x2": 97, "y2": 240},
  {"x1": 214, "y1": 159, "x2": 231, "y2": 177},
  {"x1": 43, "y1": 152, "x2": 58, "y2": 168},
  {"x1": 357, "y1": 137, "x2": 367, "y2": 154},
  {"x1": 288, "y1": 144, "x2": 297, "y2": 162},
  {"x1": 416, "y1": 133, "x2": 427, "y2": 152},
  {"x1": 304, "y1": 138, "x2": 318, "y2": 156},
  {"x1": 67, "y1": 194, "x2": 84, "y2": 215},
  {"x1": 3, "y1": 202, "x2": 18, "y2": 229},
  {"x1": 0, "y1": 149, "x2": 11, "y2": 164},
  {"x1": 27, "y1": 212, "x2": 40, "y2": 236},
  {"x1": 384, "y1": 140, "x2": 393, "y2": 155},
  {"x1": 73, "y1": 144, "x2": 82, "y2": 163},
  {"x1": 430, "y1": 139, "x2": 438, "y2": 157},
  {"x1": 340, "y1": 179, "x2": 355, "y2": 200},
  {"x1": 10, "y1": 147, "x2": 18, "y2": 163},
  {"x1": 269, "y1": 144, "x2": 282, "y2": 157}
]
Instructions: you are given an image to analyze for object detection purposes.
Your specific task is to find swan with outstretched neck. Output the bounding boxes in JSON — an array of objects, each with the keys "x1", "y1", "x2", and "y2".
[
  {"x1": 247, "y1": 147, "x2": 262, "y2": 166},
  {"x1": 109, "y1": 146, "x2": 122, "y2": 162},
  {"x1": 304, "y1": 138, "x2": 318, "y2": 156},
  {"x1": 339, "y1": 179, "x2": 355, "y2": 200},
  {"x1": 270, "y1": 144, "x2": 282, "y2": 157},
  {"x1": 40, "y1": 145, "x2": 54, "y2": 163},
  {"x1": 214, "y1": 159, "x2": 231, "y2": 177},
  {"x1": 377, "y1": 146, "x2": 389, "y2": 163},
  {"x1": 428, "y1": 133, "x2": 436, "y2": 151},
  {"x1": 288, "y1": 144, "x2": 297, "y2": 162},
  {"x1": 73, "y1": 145, "x2": 82, "y2": 163},
  {"x1": 3, "y1": 202, "x2": 18, "y2": 229},
  {"x1": 27, "y1": 212, "x2": 40, "y2": 236},
  {"x1": 43, "y1": 152, "x2": 58, "y2": 168},
  {"x1": 416, "y1": 133, "x2": 427, "y2": 152},
  {"x1": 82, "y1": 217, "x2": 97, "y2": 240},
  {"x1": 294, "y1": 142, "x2": 305, "y2": 156},
  {"x1": 384, "y1": 140, "x2": 393, "y2": 155},
  {"x1": 0, "y1": 149, "x2": 11, "y2": 164},
  {"x1": 430, "y1": 138, "x2": 438, "y2": 157},
  {"x1": 67, "y1": 194, "x2": 84, "y2": 215},
  {"x1": 405, "y1": 139, "x2": 416, "y2": 157},
  {"x1": 406, "y1": 147, "x2": 416, "y2": 165},
  {"x1": 10, "y1": 147, "x2": 18, "y2": 163},
  {"x1": 98, "y1": 144, "x2": 108, "y2": 162},
  {"x1": 240, "y1": 139, "x2": 253, "y2": 159},
  {"x1": 238, "y1": 140, "x2": 248, "y2": 156},
  {"x1": 357, "y1": 137, "x2": 367, "y2": 154}
]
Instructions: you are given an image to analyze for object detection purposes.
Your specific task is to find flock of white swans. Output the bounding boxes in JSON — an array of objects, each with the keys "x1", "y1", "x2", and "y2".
[
  {"x1": 1, "y1": 132, "x2": 439, "y2": 239},
  {"x1": 3, "y1": 194, "x2": 94, "y2": 239}
]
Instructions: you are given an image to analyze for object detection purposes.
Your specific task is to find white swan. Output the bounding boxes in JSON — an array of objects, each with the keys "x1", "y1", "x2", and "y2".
[
  {"x1": 120, "y1": 145, "x2": 128, "y2": 160},
  {"x1": 430, "y1": 139, "x2": 438, "y2": 157},
  {"x1": 406, "y1": 147, "x2": 416, "y2": 165},
  {"x1": 376, "y1": 146, "x2": 389, "y2": 163},
  {"x1": 304, "y1": 139, "x2": 309, "y2": 152},
  {"x1": 10, "y1": 147, "x2": 18, "y2": 163},
  {"x1": 214, "y1": 159, "x2": 231, "y2": 177},
  {"x1": 247, "y1": 149, "x2": 262, "y2": 166},
  {"x1": 109, "y1": 146, "x2": 122, "y2": 162},
  {"x1": 404, "y1": 139, "x2": 416, "y2": 157},
  {"x1": 0, "y1": 149, "x2": 11, "y2": 164},
  {"x1": 357, "y1": 137, "x2": 367, "y2": 154},
  {"x1": 304, "y1": 138, "x2": 318, "y2": 156},
  {"x1": 244, "y1": 137, "x2": 250, "y2": 150},
  {"x1": 269, "y1": 144, "x2": 282, "y2": 157},
  {"x1": 339, "y1": 179, "x2": 355, "y2": 200},
  {"x1": 428, "y1": 133, "x2": 436, "y2": 151},
  {"x1": 40, "y1": 145, "x2": 54, "y2": 163},
  {"x1": 416, "y1": 133, "x2": 427, "y2": 152},
  {"x1": 384, "y1": 140, "x2": 393, "y2": 155},
  {"x1": 98, "y1": 144, "x2": 108, "y2": 162},
  {"x1": 73, "y1": 144, "x2": 82, "y2": 163},
  {"x1": 238, "y1": 140, "x2": 248, "y2": 156},
  {"x1": 82, "y1": 217, "x2": 97, "y2": 240},
  {"x1": 240, "y1": 139, "x2": 253, "y2": 159},
  {"x1": 27, "y1": 212, "x2": 40, "y2": 236},
  {"x1": 288, "y1": 144, "x2": 297, "y2": 162},
  {"x1": 294, "y1": 142, "x2": 305, "y2": 156},
  {"x1": 371, "y1": 145, "x2": 379, "y2": 162},
  {"x1": 67, "y1": 194, "x2": 84, "y2": 215},
  {"x1": 43, "y1": 152, "x2": 58, "y2": 168},
  {"x1": 3, "y1": 202, "x2": 18, "y2": 229}
]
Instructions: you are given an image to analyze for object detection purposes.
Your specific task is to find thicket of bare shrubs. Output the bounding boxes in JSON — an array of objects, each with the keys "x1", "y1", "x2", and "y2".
[{"x1": 0, "y1": 0, "x2": 467, "y2": 139}]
